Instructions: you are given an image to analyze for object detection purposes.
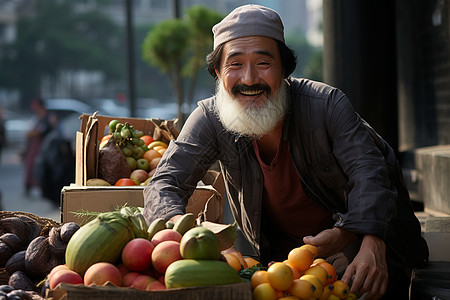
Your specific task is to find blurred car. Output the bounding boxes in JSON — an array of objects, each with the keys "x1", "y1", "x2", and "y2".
[
  {"x1": 135, "y1": 98, "x2": 178, "y2": 120},
  {"x1": 83, "y1": 98, "x2": 130, "y2": 118}
]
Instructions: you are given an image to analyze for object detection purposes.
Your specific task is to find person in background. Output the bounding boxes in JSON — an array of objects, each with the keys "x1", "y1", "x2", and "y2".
[
  {"x1": 0, "y1": 107, "x2": 6, "y2": 163},
  {"x1": 143, "y1": 5, "x2": 428, "y2": 299},
  {"x1": 23, "y1": 97, "x2": 54, "y2": 197}
]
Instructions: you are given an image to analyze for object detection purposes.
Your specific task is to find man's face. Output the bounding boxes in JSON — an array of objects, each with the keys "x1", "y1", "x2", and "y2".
[
  {"x1": 214, "y1": 36, "x2": 287, "y2": 138},
  {"x1": 216, "y1": 36, "x2": 284, "y2": 107}
]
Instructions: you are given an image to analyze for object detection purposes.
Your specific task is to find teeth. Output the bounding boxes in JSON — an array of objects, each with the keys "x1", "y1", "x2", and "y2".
[{"x1": 240, "y1": 90, "x2": 263, "y2": 96}]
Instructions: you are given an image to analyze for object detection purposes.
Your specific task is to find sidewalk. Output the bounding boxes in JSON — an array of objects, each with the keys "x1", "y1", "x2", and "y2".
[{"x1": 0, "y1": 146, "x2": 60, "y2": 222}]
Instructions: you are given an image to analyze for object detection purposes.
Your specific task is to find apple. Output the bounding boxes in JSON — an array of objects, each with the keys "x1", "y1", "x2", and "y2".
[
  {"x1": 149, "y1": 157, "x2": 161, "y2": 171},
  {"x1": 136, "y1": 158, "x2": 150, "y2": 171},
  {"x1": 151, "y1": 229, "x2": 182, "y2": 246},
  {"x1": 49, "y1": 269, "x2": 83, "y2": 289},
  {"x1": 122, "y1": 271, "x2": 141, "y2": 287},
  {"x1": 151, "y1": 240, "x2": 182, "y2": 274},
  {"x1": 126, "y1": 156, "x2": 137, "y2": 171},
  {"x1": 130, "y1": 274, "x2": 157, "y2": 290},
  {"x1": 121, "y1": 238, "x2": 155, "y2": 271},
  {"x1": 146, "y1": 280, "x2": 166, "y2": 291},
  {"x1": 84, "y1": 262, "x2": 122, "y2": 287},
  {"x1": 130, "y1": 169, "x2": 149, "y2": 183}
]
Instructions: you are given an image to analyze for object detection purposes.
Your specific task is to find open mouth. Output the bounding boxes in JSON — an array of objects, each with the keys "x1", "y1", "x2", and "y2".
[
  {"x1": 240, "y1": 89, "x2": 264, "y2": 96},
  {"x1": 232, "y1": 84, "x2": 270, "y2": 97}
]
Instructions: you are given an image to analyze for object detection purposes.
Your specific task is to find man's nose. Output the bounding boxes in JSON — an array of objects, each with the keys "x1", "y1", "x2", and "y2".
[{"x1": 240, "y1": 65, "x2": 258, "y2": 85}]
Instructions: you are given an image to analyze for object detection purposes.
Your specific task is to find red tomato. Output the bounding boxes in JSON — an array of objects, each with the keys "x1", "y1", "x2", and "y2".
[{"x1": 115, "y1": 178, "x2": 137, "y2": 186}]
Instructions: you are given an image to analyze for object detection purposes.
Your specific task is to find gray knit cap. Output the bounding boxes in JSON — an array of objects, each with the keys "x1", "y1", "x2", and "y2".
[{"x1": 212, "y1": 4, "x2": 285, "y2": 50}]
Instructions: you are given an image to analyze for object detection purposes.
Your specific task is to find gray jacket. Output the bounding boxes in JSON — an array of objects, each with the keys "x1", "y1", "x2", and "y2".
[{"x1": 143, "y1": 78, "x2": 428, "y2": 268}]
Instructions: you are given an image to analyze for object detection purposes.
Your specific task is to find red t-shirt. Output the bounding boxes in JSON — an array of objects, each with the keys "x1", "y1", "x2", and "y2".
[{"x1": 253, "y1": 139, "x2": 333, "y2": 244}]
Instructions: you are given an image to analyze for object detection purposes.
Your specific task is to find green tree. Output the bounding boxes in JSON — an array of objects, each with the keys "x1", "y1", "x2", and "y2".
[
  {"x1": 141, "y1": 5, "x2": 223, "y2": 124},
  {"x1": 142, "y1": 19, "x2": 190, "y2": 123},
  {"x1": 0, "y1": 0, "x2": 124, "y2": 108},
  {"x1": 183, "y1": 6, "x2": 223, "y2": 112}
]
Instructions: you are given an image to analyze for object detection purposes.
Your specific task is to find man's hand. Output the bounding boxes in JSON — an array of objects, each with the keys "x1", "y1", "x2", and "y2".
[
  {"x1": 341, "y1": 234, "x2": 388, "y2": 299},
  {"x1": 303, "y1": 227, "x2": 357, "y2": 258}
]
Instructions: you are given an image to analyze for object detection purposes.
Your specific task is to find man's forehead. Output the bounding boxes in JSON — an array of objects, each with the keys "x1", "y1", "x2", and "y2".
[{"x1": 221, "y1": 36, "x2": 279, "y2": 59}]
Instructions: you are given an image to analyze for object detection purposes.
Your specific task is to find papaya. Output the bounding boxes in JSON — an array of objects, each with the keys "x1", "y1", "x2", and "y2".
[
  {"x1": 165, "y1": 259, "x2": 243, "y2": 289},
  {"x1": 180, "y1": 227, "x2": 221, "y2": 260},
  {"x1": 65, "y1": 212, "x2": 133, "y2": 276}
]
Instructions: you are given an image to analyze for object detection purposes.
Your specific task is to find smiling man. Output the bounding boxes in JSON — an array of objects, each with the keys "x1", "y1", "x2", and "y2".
[{"x1": 143, "y1": 4, "x2": 428, "y2": 299}]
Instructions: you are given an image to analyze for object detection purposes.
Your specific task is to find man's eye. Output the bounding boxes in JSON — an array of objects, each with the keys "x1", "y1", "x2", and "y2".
[{"x1": 230, "y1": 62, "x2": 242, "y2": 67}]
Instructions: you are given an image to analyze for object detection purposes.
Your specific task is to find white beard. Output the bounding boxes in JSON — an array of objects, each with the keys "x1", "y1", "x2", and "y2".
[{"x1": 214, "y1": 80, "x2": 287, "y2": 139}]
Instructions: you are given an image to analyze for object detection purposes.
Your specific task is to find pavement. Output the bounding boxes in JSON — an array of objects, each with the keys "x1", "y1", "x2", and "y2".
[{"x1": 0, "y1": 145, "x2": 61, "y2": 222}]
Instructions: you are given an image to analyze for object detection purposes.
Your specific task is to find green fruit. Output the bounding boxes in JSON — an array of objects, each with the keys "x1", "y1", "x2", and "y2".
[
  {"x1": 173, "y1": 213, "x2": 195, "y2": 235},
  {"x1": 180, "y1": 226, "x2": 221, "y2": 260},
  {"x1": 122, "y1": 147, "x2": 132, "y2": 157},
  {"x1": 132, "y1": 147, "x2": 144, "y2": 160},
  {"x1": 147, "y1": 218, "x2": 166, "y2": 240},
  {"x1": 115, "y1": 123, "x2": 124, "y2": 132},
  {"x1": 126, "y1": 156, "x2": 137, "y2": 171},
  {"x1": 165, "y1": 220, "x2": 175, "y2": 229},
  {"x1": 132, "y1": 130, "x2": 144, "y2": 138},
  {"x1": 165, "y1": 259, "x2": 243, "y2": 289},
  {"x1": 109, "y1": 120, "x2": 119, "y2": 132}
]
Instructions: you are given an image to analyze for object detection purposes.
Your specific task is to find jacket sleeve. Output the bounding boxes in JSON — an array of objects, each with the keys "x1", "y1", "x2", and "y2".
[
  {"x1": 326, "y1": 89, "x2": 398, "y2": 241},
  {"x1": 143, "y1": 102, "x2": 220, "y2": 224}
]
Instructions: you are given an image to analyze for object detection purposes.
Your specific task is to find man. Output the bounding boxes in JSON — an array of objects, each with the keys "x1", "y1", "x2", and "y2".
[{"x1": 143, "y1": 4, "x2": 428, "y2": 299}]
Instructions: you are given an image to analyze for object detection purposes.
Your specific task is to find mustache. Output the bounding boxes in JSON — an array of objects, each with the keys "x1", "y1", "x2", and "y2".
[{"x1": 231, "y1": 83, "x2": 271, "y2": 96}]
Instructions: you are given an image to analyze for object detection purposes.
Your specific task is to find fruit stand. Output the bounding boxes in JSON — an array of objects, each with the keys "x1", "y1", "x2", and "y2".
[{"x1": 0, "y1": 112, "x2": 357, "y2": 300}]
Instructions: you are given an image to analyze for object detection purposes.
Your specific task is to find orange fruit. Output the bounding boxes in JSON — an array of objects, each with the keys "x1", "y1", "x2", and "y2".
[
  {"x1": 311, "y1": 258, "x2": 326, "y2": 267},
  {"x1": 317, "y1": 261, "x2": 337, "y2": 285},
  {"x1": 143, "y1": 149, "x2": 162, "y2": 162},
  {"x1": 283, "y1": 261, "x2": 301, "y2": 279},
  {"x1": 304, "y1": 265, "x2": 328, "y2": 285},
  {"x1": 300, "y1": 274, "x2": 324, "y2": 299},
  {"x1": 287, "y1": 278, "x2": 315, "y2": 299},
  {"x1": 140, "y1": 135, "x2": 154, "y2": 146},
  {"x1": 244, "y1": 256, "x2": 260, "y2": 268},
  {"x1": 330, "y1": 280, "x2": 349, "y2": 299},
  {"x1": 318, "y1": 284, "x2": 333, "y2": 300},
  {"x1": 299, "y1": 244, "x2": 318, "y2": 258},
  {"x1": 279, "y1": 296, "x2": 301, "y2": 300},
  {"x1": 252, "y1": 282, "x2": 278, "y2": 300},
  {"x1": 288, "y1": 247, "x2": 314, "y2": 272},
  {"x1": 101, "y1": 134, "x2": 112, "y2": 143},
  {"x1": 222, "y1": 248, "x2": 248, "y2": 269},
  {"x1": 251, "y1": 270, "x2": 270, "y2": 289},
  {"x1": 114, "y1": 178, "x2": 137, "y2": 186},
  {"x1": 267, "y1": 262, "x2": 294, "y2": 291},
  {"x1": 223, "y1": 253, "x2": 242, "y2": 272}
]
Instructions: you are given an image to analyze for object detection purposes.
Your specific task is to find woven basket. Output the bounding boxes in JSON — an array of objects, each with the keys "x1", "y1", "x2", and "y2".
[{"x1": 0, "y1": 211, "x2": 60, "y2": 285}]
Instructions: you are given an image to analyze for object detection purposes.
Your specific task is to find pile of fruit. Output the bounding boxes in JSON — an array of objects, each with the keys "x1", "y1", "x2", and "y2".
[
  {"x1": 88, "y1": 119, "x2": 169, "y2": 187},
  {"x1": 47, "y1": 209, "x2": 246, "y2": 292},
  {"x1": 250, "y1": 244, "x2": 357, "y2": 300}
]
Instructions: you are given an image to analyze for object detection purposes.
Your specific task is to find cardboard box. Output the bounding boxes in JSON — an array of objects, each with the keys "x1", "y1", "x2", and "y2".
[
  {"x1": 61, "y1": 185, "x2": 223, "y2": 225},
  {"x1": 75, "y1": 113, "x2": 179, "y2": 186},
  {"x1": 47, "y1": 282, "x2": 252, "y2": 300}
]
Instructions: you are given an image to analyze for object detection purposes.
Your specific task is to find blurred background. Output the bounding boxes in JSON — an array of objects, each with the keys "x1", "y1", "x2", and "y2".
[{"x1": 0, "y1": 0, "x2": 323, "y2": 151}]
